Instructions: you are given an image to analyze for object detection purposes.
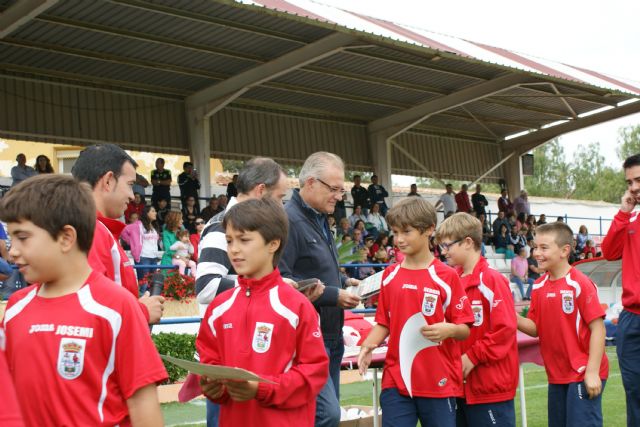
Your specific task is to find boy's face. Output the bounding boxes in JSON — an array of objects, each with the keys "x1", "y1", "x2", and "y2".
[
  {"x1": 534, "y1": 233, "x2": 569, "y2": 271},
  {"x1": 438, "y1": 235, "x2": 469, "y2": 267},
  {"x1": 8, "y1": 220, "x2": 64, "y2": 285},
  {"x1": 225, "y1": 225, "x2": 279, "y2": 279},
  {"x1": 391, "y1": 225, "x2": 431, "y2": 257}
]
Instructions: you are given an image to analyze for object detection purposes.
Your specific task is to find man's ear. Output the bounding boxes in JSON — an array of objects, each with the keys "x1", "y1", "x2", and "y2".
[
  {"x1": 97, "y1": 171, "x2": 115, "y2": 192},
  {"x1": 57, "y1": 225, "x2": 78, "y2": 253}
]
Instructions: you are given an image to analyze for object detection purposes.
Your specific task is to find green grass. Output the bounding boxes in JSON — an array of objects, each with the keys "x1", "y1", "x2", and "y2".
[{"x1": 162, "y1": 347, "x2": 624, "y2": 427}]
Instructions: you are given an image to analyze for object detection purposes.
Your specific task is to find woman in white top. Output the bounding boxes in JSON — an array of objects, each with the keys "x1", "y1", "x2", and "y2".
[
  {"x1": 349, "y1": 205, "x2": 367, "y2": 228},
  {"x1": 121, "y1": 205, "x2": 160, "y2": 280},
  {"x1": 365, "y1": 203, "x2": 388, "y2": 235}
]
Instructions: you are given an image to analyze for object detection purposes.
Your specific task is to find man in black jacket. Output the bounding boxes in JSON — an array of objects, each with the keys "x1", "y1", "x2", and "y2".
[
  {"x1": 350, "y1": 174, "x2": 370, "y2": 216},
  {"x1": 280, "y1": 151, "x2": 361, "y2": 427}
]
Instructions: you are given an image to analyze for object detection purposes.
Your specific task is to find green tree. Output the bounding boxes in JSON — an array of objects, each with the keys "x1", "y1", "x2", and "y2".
[
  {"x1": 569, "y1": 142, "x2": 605, "y2": 200},
  {"x1": 524, "y1": 139, "x2": 571, "y2": 198},
  {"x1": 617, "y1": 125, "x2": 640, "y2": 161}
]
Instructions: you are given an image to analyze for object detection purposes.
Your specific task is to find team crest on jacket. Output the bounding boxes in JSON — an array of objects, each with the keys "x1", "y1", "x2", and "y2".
[
  {"x1": 561, "y1": 290, "x2": 574, "y2": 314},
  {"x1": 422, "y1": 293, "x2": 438, "y2": 316},
  {"x1": 472, "y1": 304, "x2": 483, "y2": 326},
  {"x1": 57, "y1": 338, "x2": 86, "y2": 380},
  {"x1": 252, "y1": 322, "x2": 274, "y2": 353}
]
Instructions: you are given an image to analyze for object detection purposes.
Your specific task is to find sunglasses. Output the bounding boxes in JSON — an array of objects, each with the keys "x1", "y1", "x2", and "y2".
[{"x1": 195, "y1": 221, "x2": 205, "y2": 225}]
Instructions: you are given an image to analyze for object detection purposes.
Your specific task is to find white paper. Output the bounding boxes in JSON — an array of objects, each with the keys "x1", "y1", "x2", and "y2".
[
  {"x1": 398, "y1": 313, "x2": 439, "y2": 397},
  {"x1": 348, "y1": 270, "x2": 384, "y2": 298},
  {"x1": 160, "y1": 354, "x2": 277, "y2": 384}
]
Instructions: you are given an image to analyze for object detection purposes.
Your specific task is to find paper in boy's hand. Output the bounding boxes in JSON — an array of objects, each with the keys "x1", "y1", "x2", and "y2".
[
  {"x1": 347, "y1": 270, "x2": 384, "y2": 298},
  {"x1": 160, "y1": 355, "x2": 277, "y2": 384}
]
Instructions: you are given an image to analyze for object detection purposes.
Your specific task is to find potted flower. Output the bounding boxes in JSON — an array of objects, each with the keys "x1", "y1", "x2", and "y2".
[{"x1": 139, "y1": 271, "x2": 198, "y2": 317}]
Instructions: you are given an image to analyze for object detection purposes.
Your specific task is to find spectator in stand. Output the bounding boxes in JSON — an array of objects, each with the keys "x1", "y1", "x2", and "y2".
[
  {"x1": 191, "y1": 217, "x2": 205, "y2": 262},
  {"x1": 124, "y1": 192, "x2": 145, "y2": 224},
  {"x1": 151, "y1": 157, "x2": 172, "y2": 208},
  {"x1": 478, "y1": 212, "x2": 492, "y2": 245},
  {"x1": 368, "y1": 174, "x2": 389, "y2": 215},
  {"x1": 370, "y1": 234, "x2": 389, "y2": 263},
  {"x1": 526, "y1": 215, "x2": 537, "y2": 235},
  {"x1": 334, "y1": 193, "x2": 347, "y2": 225},
  {"x1": 351, "y1": 175, "x2": 370, "y2": 216},
  {"x1": 365, "y1": 202, "x2": 388, "y2": 236},
  {"x1": 337, "y1": 233, "x2": 352, "y2": 250},
  {"x1": 327, "y1": 215, "x2": 337, "y2": 238},
  {"x1": 513, "y1": 190, "x2": 531, "y2": 216},
  {"x1": 407, "y1": 183, "x2": 421, "y2": 197},
  {"x1": 10, "y1": 153, "x2": 36, "y2": 186},
  {"x1": 337, "y1": 217, "x2": 352, "y2": 238},
  {"x1": 455, "y1": 183, "x2": 472, "y2": 213},
  {"x1": 492, "y1": 210, "x2": 511, "y2": 236},
  {"x1": 156, "y1": 198, "x2": 169, "y2": 230},
  {"x1": 182, "y1": 195, "x2": 200, "y2": 234},
  {"x1": 347, "y1": 248, "x2": 375, "y2": 280},
  {"x1": 353, "y1": 219, "x2": 369, "y2": 241},
  {"x1": 217, "y1": 194, "x2": 228, "y2": 210},
  {"x1": 170, "y1": 230, "x2": 196, "y2": 278},
  {"x1": 178, "y1": 161, "x2": 200, "y2": 207},
  {"x1": 349, "y1": 205, "x2": 367, "y2": 228},
  {"x1": 435, "y1": 183, "x2": 457, "y2": 216},
  {"x1": 121, "y1": 205, "x2": 160, "y2": 280},
  {"x1": 537, "y1": 214, "x2": 547, "y2": 225},
  {"x1": 515, "y1": 212, "x2": 527, "y2": 232},
  {"x1": 507, "y1": 212, "x2": 517, "y2": 229},
  {"x1": 132, "y1": 173, "x2": 149, "y2": 203},
  {"x1": 527, "y1": 241, "x2": 542, "y2": 281},
  {"x1": 34, "y1": 154, "x2": 54, "y2": 174},
  {"x1": 127, "y1": 212, "x2": 139, "y2": 225},
  {"x1": 582, "y1": 239, "x2": 597, "y2": 259},
  {"x1": 556, "y1": 216, "x2": 565, "y2": 223},
  {"x1": 471, "y1": 184, "x2": 489, "y2": 216},
  {"x1": 576, "y1": 225, "x2": 590, "y2": 253},
  {"x1": 352, "y1": 228, "x2": 365, "y2": 252},
  {"x1": 498, "y1": 188, "x2": 513, "y2": 215},
  {"x1": 494, "y1": 224, "x2": 510, "y2": 254},
  {"x1": 510, "y1": 226, "x2": 528, "y2": 254},
  {"x1": 511, "y1": 247, "x2": 534, "y2": 300},
  {"x1": 0, "y1": 222, "x2": 13, "y2": 280},
  {"x1": 160, "y1": 210, "x2": 183, "y2": 268},
  {"x1": 201, "y1": 196, "x2": 222, "y2": 222},
  {"x1": 226, "y1": 174, "x2": 238, "y2": 199}
]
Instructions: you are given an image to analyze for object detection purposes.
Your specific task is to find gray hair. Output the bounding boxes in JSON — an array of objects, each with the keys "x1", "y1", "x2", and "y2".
[
  {"x1": 236, "y1": 157, "x2": 285, "y2": 194},
  {"x1": 299, "y1": 152, "x2": 344, "y2": 187}
]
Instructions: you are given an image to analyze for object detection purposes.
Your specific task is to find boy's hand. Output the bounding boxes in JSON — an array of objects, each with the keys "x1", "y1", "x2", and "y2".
[
  {"x1": 223, "y1": 380, "x2": 258, "y2": 402},
  {"x1": 621, "y1": 190, "x2": 637, "y2": 213},
  {"x1": 357, "y1": 345, "x2": 374, "y2": 375},
  {"x1": 461, "y1": 354, "x2": 475, "y2": 379},
  {"x1": 200, "y1": 376, "x2": 225, "y2": 400},
  {"x1": 584, "y1": 370, "x2": 602, "y2": 399},
  {"x1": 139, "y1": 292, "x2": 165, "y2": 324},
  {"x1": 420, "y1": 322, "x2": 454, "y2": 343}
]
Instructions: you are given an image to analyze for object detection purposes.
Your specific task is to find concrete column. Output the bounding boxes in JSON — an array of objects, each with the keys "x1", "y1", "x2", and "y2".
[
  {"x1": 186, "y1": 109, "x2": 212, "y2": 201},
  {"x1": 368, "y1": 131, "x2": 393, "y2": 206},
  {"x1": 503, "y1": 151, "x2": 523, "y2": 200}
]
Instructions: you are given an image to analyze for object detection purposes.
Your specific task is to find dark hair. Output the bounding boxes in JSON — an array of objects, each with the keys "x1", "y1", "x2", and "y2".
[
  {"x1": 183, "y1": 162, "x2": 193, "y2": 169},
  {"x1": 223, "y1": 197, "x2": 288, "y2": 267},
  {"x1": 34, "y1": 154, "x2": 54, "y2": 173},
  {"x1": 0, "y1": 175, "x2": 95, "y2": 253},
  {"x1": 140, "y1": 205, "x2": 155, "y2": 232},
  {"x1": 623, "y1": 154, "x2": 640, "y2": 169},
  {"x1": 236, "y1": 157, "x2": 285, "y2": 195},
  {"x1": 72, "y1": 144, "x2": 138, "y2": 188}
]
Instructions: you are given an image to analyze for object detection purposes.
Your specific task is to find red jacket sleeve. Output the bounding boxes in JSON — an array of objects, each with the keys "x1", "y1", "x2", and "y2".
[
  {"x1": 196, "y1": 304, "x2": 231, "y2": 405},
  {"x1": 601, "y1": 210, "x2": 631, "y2": 261},
  {"x1": 254, "y1": 300, "x2": 329, "y2": 409},
  {"x1": 466, "y1": 275, "x2": 518, "y2": 366}
]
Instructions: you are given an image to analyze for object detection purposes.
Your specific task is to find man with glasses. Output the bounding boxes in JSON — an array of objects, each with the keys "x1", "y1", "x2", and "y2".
[{"x1": 279, "y1": 152, "x2": 361, "y2": 427}]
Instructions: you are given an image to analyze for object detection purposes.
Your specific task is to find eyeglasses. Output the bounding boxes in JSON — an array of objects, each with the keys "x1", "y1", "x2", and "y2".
[
  {"x1": 195, "y1": 221, "x2": 205, "y2": 225},
  {"x1": 315, "y1": 178, "x2": 346, "y2": 195},
  {"x1": 438, "y1": 239, "x2": 462, "y2": 252}
]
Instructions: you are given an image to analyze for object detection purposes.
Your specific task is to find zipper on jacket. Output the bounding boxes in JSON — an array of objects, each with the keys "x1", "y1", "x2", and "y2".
[{"x1": 245, "y1": 287, "x2": 251, "y2": 297}]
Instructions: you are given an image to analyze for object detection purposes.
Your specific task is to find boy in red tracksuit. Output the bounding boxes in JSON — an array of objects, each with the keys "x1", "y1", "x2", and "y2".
[
  {"x1": 358, "y1": 198, "x2": 474, "y2": 427},
  {"x1": 518, "y1": 222, "x2": 608, "y2": 427},
  {"x1": 436, "y1": 213, "x2": 519, "y2": 426},
  {"x1": 602, "y1": 153, "x2": 640, "y2": 426},
  {"x1": 197, "y1": 197, "x2": 328, "y2": 427},
  {"x1": 0, "y1": 328, "x2": 24, "y2": 427}
]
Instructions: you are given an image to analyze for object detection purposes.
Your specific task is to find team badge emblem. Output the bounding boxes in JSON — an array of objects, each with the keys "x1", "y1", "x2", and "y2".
[
  {"x1": 422, "y1": 293, "x2": 438, "y2": 316},
  {"x1": 252, "y1": 322, "x2": 274, "y2": 353},
  {"x1": 562, "y1": 292, "x2": 574, "y2": 314},
  {"x1": 57, "y1": 338, "x2": 86, "y2": 380},
  {"x1": 472, "y1": 304, "x2": 483, "y2": 326}
]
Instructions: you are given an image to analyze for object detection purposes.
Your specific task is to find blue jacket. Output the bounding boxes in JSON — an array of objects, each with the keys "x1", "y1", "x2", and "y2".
[{"x1": 279, "y1": 189, "x2": 346, "y2": 340}]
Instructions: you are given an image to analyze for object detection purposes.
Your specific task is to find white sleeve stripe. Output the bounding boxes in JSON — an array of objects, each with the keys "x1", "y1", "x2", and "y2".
[
  {"x1": 98, "y1": 221, "x2": 122, "y2": 286},
  {"x1": 269, "y1": 287, "x2": 299, "y2": 330},
  {"x1": 209, "y1": 287, "x2": 241, "y2": 337},
  {"x1": 532, "y1": 276, "x2": 547, "y2": 291},
  {"x1": 3, "y1": 287, "x2": 38, "y2": 325},
  {"x1": 565, "y1": 274, "x2": 581, "y2": 298},
  {"x1": 477, "y1": 273, "x2": 495, "y2": 312},
  {"x1": 77, "y1": 286, "x2": 122, "y2": 423},
  {"x1": 382, "y1": 264, "x2": 401, "y2": 286},
  {"x1": 427, "y1": 265, "x2": 451, "y2": 311}
]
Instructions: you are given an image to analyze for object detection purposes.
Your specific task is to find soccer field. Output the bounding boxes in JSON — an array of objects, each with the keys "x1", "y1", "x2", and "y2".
[{"x1": 162, "y1": 347, "x2": 623, "y2": 427}]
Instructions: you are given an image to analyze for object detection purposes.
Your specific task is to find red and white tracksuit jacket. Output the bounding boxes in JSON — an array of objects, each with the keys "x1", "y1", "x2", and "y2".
[
  {"x1": 457, "y1": 257, "x2": 519, "y2": 404},
  {"x1": 602, "y1": 210, "x2": 640, "y2": 314},
  {"x1": 197, "y1": 268, "x2": 329, "y2": 427},
  {"x1": 88, "y1": 212, "x2": 149, "y2": 321}
]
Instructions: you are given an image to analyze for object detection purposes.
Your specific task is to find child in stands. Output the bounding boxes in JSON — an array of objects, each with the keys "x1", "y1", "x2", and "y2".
[
  {"x1": 436, "y1": 213, "x2": 519, "y2": 427},
  {"x1": 1, "y1": 175, "x2": 167, "y2": 426},
  {"x1": 170, "y1": 229, "x2": 196, "y2": 278},
  {"x1": 196, "y1": 198, "x2": 328, "y2": 427},
  {"x1": 357, "y1": 198, "x2": 473, "y2": 427},
  {"x1": 518, "y1": 222, "x2": 608, "y2": 427}
]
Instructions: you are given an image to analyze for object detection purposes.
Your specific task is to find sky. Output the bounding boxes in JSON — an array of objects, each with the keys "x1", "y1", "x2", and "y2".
[{"x1": 318, "y1": 0, "x2": 640, "y2": 169}]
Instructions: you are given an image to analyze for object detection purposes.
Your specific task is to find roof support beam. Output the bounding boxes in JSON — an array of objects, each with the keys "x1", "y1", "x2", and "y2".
[
  {"x1": 502, "y1": 100, "x2": 640, "y2": 155},
  {"x1": 186, "y1": 32, "x2": 356, "y2": 117},
  {"x1": 0, "y1": 0, "x2": 59, "y2": 38},
  {"x1": 368, "y1": 73, "x2": 536, "y2": 136}
]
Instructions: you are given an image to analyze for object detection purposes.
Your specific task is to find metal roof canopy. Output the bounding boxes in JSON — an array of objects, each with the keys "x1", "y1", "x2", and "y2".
[{"x1": 1, "y1": 0, "x2": 639, "y2": 197}]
